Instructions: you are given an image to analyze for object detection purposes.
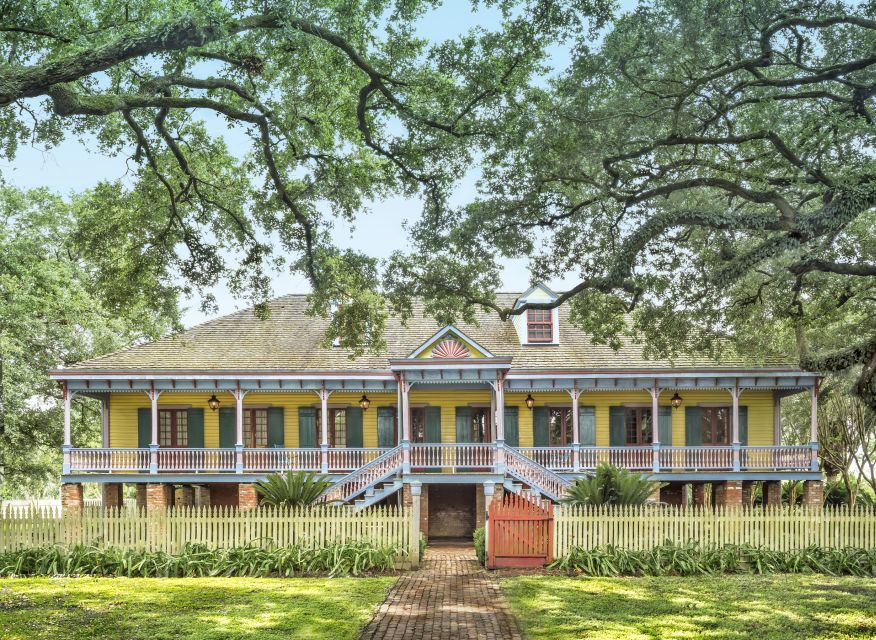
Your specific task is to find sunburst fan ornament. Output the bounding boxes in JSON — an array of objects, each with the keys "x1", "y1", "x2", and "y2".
[{"x1": 432, "y1": 339, "x2": 470, "y2": 359}]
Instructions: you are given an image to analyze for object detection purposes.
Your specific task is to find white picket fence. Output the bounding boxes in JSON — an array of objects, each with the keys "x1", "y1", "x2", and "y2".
[
  {"x1": 0, "y1": 505, "x2": 413, "y2": 558},
  {"x1": 553, "y1": 505, "x2": 876, "y2": 557}
]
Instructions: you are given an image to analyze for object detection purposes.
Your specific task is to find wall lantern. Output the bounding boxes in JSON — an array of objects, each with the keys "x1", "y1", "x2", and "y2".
[
  {"x1": 670, "y1": 392, "x2": 683, "y2": 409},
  {"x1": 525, "y1": 393, "x2": 535, "y2": 410},
  {"x1": 207, "y1": 394, "x2": 221, "y2": 411},
  {"x1": 359, "y1": 394, "x2": 371, "y2": 411}
]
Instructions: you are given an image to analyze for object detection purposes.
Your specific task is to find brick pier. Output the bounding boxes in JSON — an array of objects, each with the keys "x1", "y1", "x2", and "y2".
[{"x1": 359, "y1": 541, "x2": 522, "y2": 640}]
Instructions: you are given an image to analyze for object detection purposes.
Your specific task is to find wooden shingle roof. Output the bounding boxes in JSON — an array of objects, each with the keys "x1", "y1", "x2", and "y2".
[{"x1": 65, "y1": 293, "x2": 791, "y2": 372}]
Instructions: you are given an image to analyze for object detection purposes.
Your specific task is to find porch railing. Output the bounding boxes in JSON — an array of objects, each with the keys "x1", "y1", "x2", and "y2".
[
  {"x1": 65, "y1": 444, "x2": 816, "y2": 475},
  {"x1": 409, "y1": 443, "x2": 495, "y2": 468}
]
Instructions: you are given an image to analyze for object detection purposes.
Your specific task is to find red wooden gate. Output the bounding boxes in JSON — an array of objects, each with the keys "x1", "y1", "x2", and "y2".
[{"x1": 487, "y1": 492, "x2": 554, "y2": 568}]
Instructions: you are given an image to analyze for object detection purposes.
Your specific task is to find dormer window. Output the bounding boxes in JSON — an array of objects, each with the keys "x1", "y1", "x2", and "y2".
[{"x1": 527, "y1": 309, "x2": 553, "y2": 342}]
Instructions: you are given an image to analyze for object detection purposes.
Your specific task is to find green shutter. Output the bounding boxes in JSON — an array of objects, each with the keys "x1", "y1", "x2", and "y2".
[
  {"x1": 218, "y1": 408, "x2": 236, "y2": 448},
  {"x1": 425, "y1": 406, "x2": 441, "y2": 443},
  {"x1": 503, "y1": 406, "x2": 519, "y2": 447},
  {"x1": 455, "y1": 407, "x2": 472, "y2": 443},
  {"x1": 377, "y1": 407, "x2": 396, "y2": 447},
  {"x1": 685, "y1": 407, "x2": 702, "y2": 446},
  {"x1": 187, "y1": 408, "x2": 204, "y2": 448},
  {"x1": 533, "y1": 406, "x2": 549, "y2": 447},
  {"x1": 346, "y1": 407, "x2": 363, "y2": 448},
  {"x1": 298, "y1": 407, "x2": 317, "y2": 448},
  {"x1": 738, "y1": 406, "x2": 748, "y2": 445},
  {"x1": 579, "y1": 406, "x2": 596, "y2": 446},
  {"x1": 609, "y1": 407, "x2": 625, "y2": 446},
  {"x1": 658, "y1": 406, "x2": 672, "y2": 446},
  {"x1": 267, "y1": 407, "x2": 284, "y2": 447},
  {"x1": 137, "y1": 408, "x2": 151, "y2": 447}
]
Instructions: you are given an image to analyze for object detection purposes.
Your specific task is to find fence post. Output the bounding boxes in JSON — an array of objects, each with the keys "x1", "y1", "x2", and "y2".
[{"x1": 409, "y1": 481, "x2": 421, "y2": 569}]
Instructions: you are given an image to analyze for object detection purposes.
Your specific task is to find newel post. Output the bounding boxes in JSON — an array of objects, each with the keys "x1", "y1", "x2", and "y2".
[{"x1": 409, "y1": 481, "x2": 422, "y2": 569}]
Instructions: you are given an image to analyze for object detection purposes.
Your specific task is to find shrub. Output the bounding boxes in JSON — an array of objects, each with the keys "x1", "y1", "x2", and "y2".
[
  {"x1": 0, "y1": 541, "x2": 404, "y2": 578},
  {"x1": 254, "y1": 471, "x2": 333, "y2": 507},
  {"x1": 549, "y1": 541, "x2": 876, "y2": 577},
  {"x1": 564, "y1": 464, "x2": 665, "y2": 506},
  {"x1": 473, "y1": 527, "x2": 486, "y2": 566},
  {"x1": 419, "y1": 533, "x2": 427, "y2": 562}
]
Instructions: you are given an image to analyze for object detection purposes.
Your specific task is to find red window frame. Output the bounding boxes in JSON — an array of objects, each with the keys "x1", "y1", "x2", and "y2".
[
  {"x1": 244, "y1": 408, "x2": 268, "y2": 448},
  {"x1": 527, "y1": 309, "x2": 553, "y2": 342},
  {"x1": 700, "y1": 407, "x2": 731, "y2": 445},
  {"x1": 315, "y1": 408, "x2": 349, "y2": 447},
  {"x1": 548, "y1": 408, "x2": 572, "y2": 446},
  {"x1": 158, "y1": 409, "x2": 188, "y2": 448},
  {"x1": 625, "y1": 407, "x2": 653, "y2": 445}
]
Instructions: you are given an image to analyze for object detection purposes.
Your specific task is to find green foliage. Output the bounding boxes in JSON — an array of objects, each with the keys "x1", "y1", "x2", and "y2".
[
  {"x1": 0, "y1": 541, "x2": 403, "y2": 578},
  {"x1": 254, "y1": 471, "x2": 333, "y2": 508},
  {"x1": 0, "y1": 186, "x2": 177, "y2": 496},
  {"x1": 419, "y1": 533, "x2": 427, "y2": 563},
  {"x1": 550, "y1": 542, "x2": 876, "y2": 577},
  {"x1": 473, "y1": 527, "x2": 486, "y2": 566},
  {"x1": 564, "y1": 464, "x2": 665, "y2": 506}
]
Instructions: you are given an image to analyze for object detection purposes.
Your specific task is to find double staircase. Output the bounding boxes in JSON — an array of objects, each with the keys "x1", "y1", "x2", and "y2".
[{"x1": 321, "y1": 443, "x2": 573, "y2": 509}]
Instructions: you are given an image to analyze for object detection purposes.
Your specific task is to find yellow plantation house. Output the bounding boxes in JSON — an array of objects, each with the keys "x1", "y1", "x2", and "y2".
[{"x1": 52, "y1": 284, "x2": 823, "y2": 537}]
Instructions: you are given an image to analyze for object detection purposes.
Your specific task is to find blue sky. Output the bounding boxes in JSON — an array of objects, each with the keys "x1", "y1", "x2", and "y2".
[{"x1": 4, "y1": 1, "x2": 636, "y2": 328}]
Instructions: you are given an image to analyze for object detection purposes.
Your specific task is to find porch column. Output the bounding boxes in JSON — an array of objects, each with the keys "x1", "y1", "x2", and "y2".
[
  {"x1": 810, "y1": 380, "x2": 820, "y2": 471},
  {"x1": 62, "y1": 383, "x2": 72, "y2": 474},
  {"x1": 400, "y1": 374, "x2": 411, "y2": 473},
  {"x1": 149, "y1": 384, "x2": 160, "y2": 474},
  {"x1": 649, "y1": 382, "x2": 660, "y2": 473},
  {"x1": 494, "y1": 372, "x2": 506, "y2": 473},
  {"x1": 101, "y1": 396, "x2": 110, "y2": 447},
  {"x1": 233, "y1": 384, "x2": 246, "y2": 473},
  {"x1": 730, "y1": 381, "x2": 741, "y2": 471},
  {"x1": 320, "y1": 383, "x2": 329, "y2": 474},
  {"x1": 409, "y1": 481, "x2": 422, "y2": 569},
  {"x1": 570, "y1": 387, "x2": 581, "y2": 472},
  {"x1": 773, "y1": 392, "x2": 782, "y2": 446}
]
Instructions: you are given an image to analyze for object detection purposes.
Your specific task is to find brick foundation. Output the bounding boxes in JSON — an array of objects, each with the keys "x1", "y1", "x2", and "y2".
[
  {"x1": 692, "y1": 483, "x2": 707, "y2": 507},
  {"x1": 209, "y1": 483, "x2": 239, "y2": 507},
  {"x1": 195, "y1": 486, "x2": 211, "y2": 508},
  {"x1": 403, "y1": 483, "x2": 430, "y2": 537},
  {"x1": 146, "y1": 483, "x2": 173, "y2": 512},
  {"x1": 802, "y1": 480, "x2": 823, "y2": 508},
  {"x1": 661, "y1": 483, "x2": 684, "y2": 506},
  {"x1": 102, "y1": 483, "x2": 124, "y2": 509},
  {"x1": 475, "y1": 486, "x2": 485, "y2": 530},
  {"x1": 427, "y1": 484, "x2": 476, "y2": 538},
  {"x1": 61, "y1": 483, "x2": 84, "y2": 516},
  {"x1": 713, "y1": 480, "x2": 743, "y2": 507},
  {"x1": 741, "y1": 481, "x2": 755, "y2": 508},
  {"x1": 238, "y1": 483, "x2": 259, "y2": 509},
  {"x1": 135, "y1": 484, "x2": 147, "y2": 511},
  {"x1": 763, "y1": 480, "x2": 782, "y2": 507},
  {"x1": 175, "y1": 485, "x2": 194, "y2": 507}
]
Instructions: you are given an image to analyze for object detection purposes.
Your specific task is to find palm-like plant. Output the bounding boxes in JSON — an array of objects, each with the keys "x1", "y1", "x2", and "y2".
[
  {"x1": 564, "y1": 464, "x2": 665, "y2": 506},
  {"x1": 254, "y1": 471, "x2": 333, "y2": 507}
]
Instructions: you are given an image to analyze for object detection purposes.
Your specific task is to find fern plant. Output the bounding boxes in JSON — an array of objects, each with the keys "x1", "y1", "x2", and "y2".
[
  {"x1": 564, "y1": 464, "x2": 665, "y2": 506},
  {"x1": 254, "y1": 471, "x2": 333, "y2": 507}
]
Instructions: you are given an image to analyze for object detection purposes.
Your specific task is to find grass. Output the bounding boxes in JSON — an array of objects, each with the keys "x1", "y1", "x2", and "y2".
[
  {"x1": 0, "y1": 576, "x2": 394, "y2": 640},
  {"x1": 503, "y1": 574, "x2": 876, "y2": 640}
]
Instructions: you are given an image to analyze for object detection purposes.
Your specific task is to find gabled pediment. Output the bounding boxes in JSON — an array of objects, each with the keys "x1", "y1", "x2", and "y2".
[{"x1": 408, "y1": 325, "x2": 494, "y2": 359}]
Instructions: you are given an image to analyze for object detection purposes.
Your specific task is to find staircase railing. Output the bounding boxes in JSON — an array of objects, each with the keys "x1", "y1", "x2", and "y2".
[
  {"x1": 321, "y1": 446, "x2": 403, "y2": 503},
  {"x1": 503, "y1": 444, "x2": 571, "y2": 502}
]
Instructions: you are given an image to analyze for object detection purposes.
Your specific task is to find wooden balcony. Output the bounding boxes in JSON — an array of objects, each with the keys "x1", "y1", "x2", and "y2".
[{"x1": 65, "y1": 443, "x2": 816, "y2": 475}]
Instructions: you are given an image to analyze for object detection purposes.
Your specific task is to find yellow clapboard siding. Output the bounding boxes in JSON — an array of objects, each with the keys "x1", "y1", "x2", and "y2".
[{"x1": 107, "y1": 389, "x2": 778, "y2": 448}]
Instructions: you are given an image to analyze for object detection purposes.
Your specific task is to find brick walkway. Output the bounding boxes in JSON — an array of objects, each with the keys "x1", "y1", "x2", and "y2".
[{"x1": 359, "y1": 541, "x2": 523, "y2": 640}]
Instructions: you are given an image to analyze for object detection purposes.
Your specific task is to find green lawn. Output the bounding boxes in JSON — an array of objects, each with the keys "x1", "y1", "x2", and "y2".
[
  {"x1": 503, "y1": 575, "x2": 876, "y2": 640},
  {"x1": 0, "y1": 576, "x2": 394, "y2": 640}
]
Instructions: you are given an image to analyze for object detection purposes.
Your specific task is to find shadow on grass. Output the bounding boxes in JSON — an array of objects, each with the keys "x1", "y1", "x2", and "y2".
[
  {"x1": 0, "y1": 577, "x2": 395, "y2": 640},
  {"x1": 502, "y1": 575, "x2": 876, "y2": 640}
]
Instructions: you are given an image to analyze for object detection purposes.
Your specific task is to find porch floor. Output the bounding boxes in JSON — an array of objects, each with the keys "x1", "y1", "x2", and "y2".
[{"x1": 360, "y1": 541, "x2": 522, "y2": 640}]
